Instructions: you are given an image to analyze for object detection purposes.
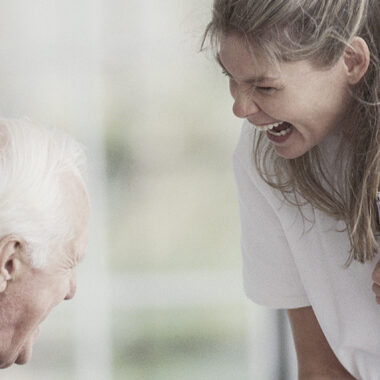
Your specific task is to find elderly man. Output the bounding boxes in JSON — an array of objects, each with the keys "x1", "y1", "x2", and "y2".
[{"x1": 0, "y1": 119, "x2": 89, "y2": 368}]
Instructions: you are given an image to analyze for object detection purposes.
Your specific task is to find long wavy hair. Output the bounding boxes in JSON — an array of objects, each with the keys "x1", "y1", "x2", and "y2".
[{"x1": 202, "y1": 0, "x2": 380, "y2": 265}]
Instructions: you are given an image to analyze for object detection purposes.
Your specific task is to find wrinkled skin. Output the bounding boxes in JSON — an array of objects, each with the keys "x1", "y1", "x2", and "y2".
[{"x1": 0, "y1": 173, "x2": 89, "y2": 368}]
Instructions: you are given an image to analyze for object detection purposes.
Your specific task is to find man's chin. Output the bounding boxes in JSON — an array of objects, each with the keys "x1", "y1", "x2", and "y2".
[
  {"x1": 15, "y1": 345, "x2": 33, "y2": 365},
  {"x1": 0, "y1": 327, "x2": 40, "y2": 367},
  {"x1": 0, "y1": 345, "x2": 33, "y2": 368},
  {"x1": 15, "y1": 328, "x2": 39, "y2": 366},
  {"x1": 0, "y1": 346, "x2": 32, "y2": 368}
]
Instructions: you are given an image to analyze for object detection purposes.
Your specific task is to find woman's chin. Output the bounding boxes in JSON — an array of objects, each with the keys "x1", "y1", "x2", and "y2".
[
  {"x1": 274, "y1": 145, "x2": 305, "y2": 159},
  {"x1": 273, "y1": 136, "x2": 310, "y2": 159}
]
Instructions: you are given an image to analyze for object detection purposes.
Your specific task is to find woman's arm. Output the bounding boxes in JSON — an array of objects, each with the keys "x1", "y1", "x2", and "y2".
[{"x1": 287, "y1": 306, "x2": 356, "y2": 380}]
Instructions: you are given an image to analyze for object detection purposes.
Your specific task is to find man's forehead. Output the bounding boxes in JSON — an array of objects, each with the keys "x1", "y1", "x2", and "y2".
[
  {"x1": 60, "y1": 172, "x2": 90, "y2": 223},
  {"x1": 69, "y1": 221, "x2": 89, "y2": 265},
  {"x1": 76, "y1": 229, "x2": 88, "y2": 263},
  {"x1": 60, "y1": 172, "x2": 89, "y2": 265}
]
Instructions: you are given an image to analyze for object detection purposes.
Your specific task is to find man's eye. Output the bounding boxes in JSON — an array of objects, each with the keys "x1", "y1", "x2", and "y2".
[
  {"x1": 256, "y1": 86, "x2": 276, "y2": 93},
  {"x1": 221, "y1": 69, "x2": 231, "y2": 78}
]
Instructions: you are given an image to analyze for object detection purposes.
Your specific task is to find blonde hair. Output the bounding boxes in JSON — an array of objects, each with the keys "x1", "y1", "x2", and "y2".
[{"x1": 203, "y1": 0, "x2": 380, "y2": 264}]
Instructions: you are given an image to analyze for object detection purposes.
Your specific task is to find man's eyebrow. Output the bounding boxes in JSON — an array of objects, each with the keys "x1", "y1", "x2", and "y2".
[{"x1": 216, "y1": 53, "x2": 279, "y2": 84}]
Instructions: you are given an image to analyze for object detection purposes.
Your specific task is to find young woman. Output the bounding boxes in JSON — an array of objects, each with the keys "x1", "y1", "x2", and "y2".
[{"x1": 203, "y1": 1, "x2": 380, "y2": 379}]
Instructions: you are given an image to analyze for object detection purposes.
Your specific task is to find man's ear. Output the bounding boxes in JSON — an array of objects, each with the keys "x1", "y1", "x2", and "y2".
[
  {"x1": 0, "y1": 235, "x2": 26, "y2": 293},
  {"x1": 343, "y1": 36, "x2": 370, "y2": 85}
]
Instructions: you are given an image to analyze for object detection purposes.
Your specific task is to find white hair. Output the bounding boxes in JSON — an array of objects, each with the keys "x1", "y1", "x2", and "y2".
[{"x1": 0, "y1": 118, "x2": 88, "y2": 267}]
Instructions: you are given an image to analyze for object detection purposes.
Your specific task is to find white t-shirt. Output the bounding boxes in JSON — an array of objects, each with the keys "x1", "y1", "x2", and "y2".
[{"x1": 234, "y1": 120, "x2": 380, "y2": 380}]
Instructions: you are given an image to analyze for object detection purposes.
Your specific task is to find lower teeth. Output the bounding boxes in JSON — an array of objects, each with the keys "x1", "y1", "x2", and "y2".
[{"x1": 267, "y1": 126, "x2": 292, "y2": 137}]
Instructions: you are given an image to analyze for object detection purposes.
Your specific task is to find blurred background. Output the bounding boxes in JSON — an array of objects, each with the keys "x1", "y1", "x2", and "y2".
[{"x1": 0, "y1": 1, "x2": 296, "y2": 379}]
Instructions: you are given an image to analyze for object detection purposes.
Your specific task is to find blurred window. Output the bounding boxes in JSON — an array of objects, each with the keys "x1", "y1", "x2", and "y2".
[{"x1": 0, "y1": 1, "x2": 296, "y2": 379}]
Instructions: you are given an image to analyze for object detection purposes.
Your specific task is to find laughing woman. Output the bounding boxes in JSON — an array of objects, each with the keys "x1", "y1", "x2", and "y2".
[{"x1": 203, "y1": 1, "x2": 380, "y2": 379}]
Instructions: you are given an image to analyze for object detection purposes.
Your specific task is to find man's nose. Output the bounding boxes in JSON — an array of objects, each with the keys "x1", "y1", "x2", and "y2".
[
  {"x1": 64, "y1": 271, "x2": 77, "y2": 300},
  {"x1": 232, "y1": 87, "x2": 260, "y2": 119}
]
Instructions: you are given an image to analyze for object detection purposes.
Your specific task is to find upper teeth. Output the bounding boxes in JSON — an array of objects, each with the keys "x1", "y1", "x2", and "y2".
[{"x1": 251, "y1": 121, "x2": 284, "y2": 131}]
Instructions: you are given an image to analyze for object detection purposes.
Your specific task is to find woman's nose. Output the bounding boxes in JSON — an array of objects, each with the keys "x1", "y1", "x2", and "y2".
[
  {"x1": 64, "y1": 271, "x2": 77, "y2": 300},
  {"x1": 232, "y1": 87, "x2": 260, "y2": 119}
]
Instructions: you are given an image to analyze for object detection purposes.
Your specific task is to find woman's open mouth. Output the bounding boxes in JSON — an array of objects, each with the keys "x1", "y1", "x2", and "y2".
[{"x1": 250, "y1": 121, "x2": 294, "y2": 143}]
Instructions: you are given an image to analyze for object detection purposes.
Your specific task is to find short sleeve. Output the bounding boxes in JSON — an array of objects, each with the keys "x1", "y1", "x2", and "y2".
[{"x1": 233, "y1": 129, "x2": 310, "y2": 309}]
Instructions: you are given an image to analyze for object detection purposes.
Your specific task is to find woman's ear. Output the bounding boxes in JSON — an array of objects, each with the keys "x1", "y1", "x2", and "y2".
[{"x1": 343, "y1": 36, "x2": 370, "y2": 85}]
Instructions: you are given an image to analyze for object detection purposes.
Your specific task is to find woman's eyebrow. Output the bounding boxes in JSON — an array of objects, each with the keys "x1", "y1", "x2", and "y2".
[{"x1": 216, "y1": 53, "x2": 279, "y2": 84}]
